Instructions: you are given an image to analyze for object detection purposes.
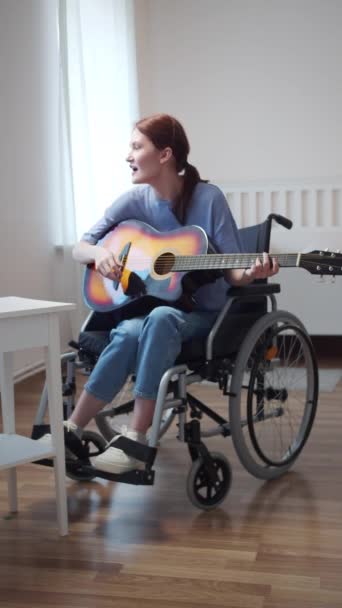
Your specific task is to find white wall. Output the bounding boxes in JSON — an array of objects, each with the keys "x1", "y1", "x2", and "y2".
[
  {"x1": 134, "y1": 0, "x2": 342, "y2": 183},
  {"x1": 0, "y1": 0, "x2": 72, "y2": 377},
  {"x1": 134, "y1": 0, "x2": 342, "y2": 334}
]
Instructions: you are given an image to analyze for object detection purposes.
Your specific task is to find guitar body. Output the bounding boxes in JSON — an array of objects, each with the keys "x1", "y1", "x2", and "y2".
[{"x1": 83, "y1": 220, "x2": 209, "y2": 312}]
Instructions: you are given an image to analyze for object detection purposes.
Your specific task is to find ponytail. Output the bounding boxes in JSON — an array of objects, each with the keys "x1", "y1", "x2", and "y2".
[{"x1": 173, "y1": 162, "x2": 208, "y2": 225}]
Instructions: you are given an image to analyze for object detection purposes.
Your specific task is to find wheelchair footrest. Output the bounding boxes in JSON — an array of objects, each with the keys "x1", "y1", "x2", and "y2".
[
  {"x1": 31, "y1": 424, "x2": 51, "y2": 440},
  {"x1": 34, "y1": 456, "x2": 89, "y2": 470},
  {"x1": 32, "y1": 425, "x2": 55, "y2": 468},
  {"x1": 81, "y1": 465, "x2": 155, "y2": 485},
  {"x1": 34, "y1": 457, "x2": 54, "y2": 468}
]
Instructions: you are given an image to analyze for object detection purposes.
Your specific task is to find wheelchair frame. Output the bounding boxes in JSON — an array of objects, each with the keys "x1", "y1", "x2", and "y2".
[{"x1": 32, "y1": 214, "x2": 319, "y2": 510}]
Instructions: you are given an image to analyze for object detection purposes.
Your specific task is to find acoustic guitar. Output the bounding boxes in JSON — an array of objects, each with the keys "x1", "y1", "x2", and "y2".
[{"x1": 83, "y1": 220, "x2": 342, "y2": 312}]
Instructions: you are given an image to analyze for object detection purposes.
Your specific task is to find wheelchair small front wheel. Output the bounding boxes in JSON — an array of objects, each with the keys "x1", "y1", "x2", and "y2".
[
  {"x1": 186, "y1": 452, "x2": 232, "y2": 510},
  {"x1": 66, "y1": 430, "x2": 107, "y2": 481}
]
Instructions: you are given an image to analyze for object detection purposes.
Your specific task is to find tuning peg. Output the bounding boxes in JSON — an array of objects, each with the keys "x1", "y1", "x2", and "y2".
[
  {"x1": 315, "y1": 275, "x2": 326, "y2": 284},
  {"x1": 331, "y1": 276, "x2": 336, "y2": 284}
]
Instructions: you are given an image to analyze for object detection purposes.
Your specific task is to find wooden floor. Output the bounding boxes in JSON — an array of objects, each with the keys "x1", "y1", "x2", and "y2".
[{"x1": 1, "y1": 358, "x2": 342, "y2": 608}]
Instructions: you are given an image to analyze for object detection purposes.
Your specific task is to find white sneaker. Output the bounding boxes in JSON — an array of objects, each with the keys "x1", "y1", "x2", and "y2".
[
  {"x1": 93, "y1": 427, "x2": 146, "y2": 474},
  {"x1": 38, "y1": 420, "x2": 80, "y2": 460}
]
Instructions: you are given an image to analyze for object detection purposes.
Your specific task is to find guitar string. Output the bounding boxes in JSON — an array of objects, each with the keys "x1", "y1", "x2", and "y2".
[
  {"x1": 115, "y1": 254, "x2": 301, "y2": 264},
  {"x1": 114, "y1": 253, "x2": 331, "y2": 262},
  {"x1": 110, "y1": 253, "x2": 335, "y2": 270}
]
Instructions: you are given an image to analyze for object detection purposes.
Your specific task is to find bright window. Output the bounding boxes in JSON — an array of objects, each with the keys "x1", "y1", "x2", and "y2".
[{"x1": 58, "y1": 0, "x2": 138, "y2": 241}]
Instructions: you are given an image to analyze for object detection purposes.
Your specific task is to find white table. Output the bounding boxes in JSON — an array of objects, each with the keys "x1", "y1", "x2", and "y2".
[{"x1": 0, "y1": 297, "x2": 75, "y2": 536}]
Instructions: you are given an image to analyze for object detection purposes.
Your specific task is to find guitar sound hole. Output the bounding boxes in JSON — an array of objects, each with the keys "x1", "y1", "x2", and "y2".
[{"x1": 154, "y1": 252, "x2": 175, "y2": 275}]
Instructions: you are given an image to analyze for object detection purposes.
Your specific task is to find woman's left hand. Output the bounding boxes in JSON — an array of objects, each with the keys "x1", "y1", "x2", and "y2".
[{"x1": 244, "y1": 252, "x2": 279, "y2": 281}]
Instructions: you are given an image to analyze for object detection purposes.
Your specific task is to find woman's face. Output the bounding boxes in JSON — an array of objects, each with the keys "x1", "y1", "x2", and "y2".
[{"x1": 126, "y1": 128, "x2": 166, "y2": 184}]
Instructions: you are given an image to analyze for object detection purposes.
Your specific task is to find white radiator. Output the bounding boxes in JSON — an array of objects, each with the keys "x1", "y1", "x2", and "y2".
[
  {"x1": 219, "y1": 179, "x2": 342, "y2": 335},
  {"x1": 222, "y1": 180, "x2": 342, "y2": 230}
]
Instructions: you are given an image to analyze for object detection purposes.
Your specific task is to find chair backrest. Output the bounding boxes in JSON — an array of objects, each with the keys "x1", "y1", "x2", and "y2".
[
  {"x1": 207, "y1": 215, "x2": 289, "y2": 360},
  {"x1": 227, "y1": 214, "x2": 287, "y2": 316},
  {"x1": 237, "y1": 215, "x2": 273, "y2": 294},
  {"x1": 239, "y1": 212, "x2": 292, "y2": 255},
  {"x1": 237, "y1": 213, "x2": 292, "y2": 284},
  {"x1": 238, "y1": 215, "x2": 272, "y2": 256}
]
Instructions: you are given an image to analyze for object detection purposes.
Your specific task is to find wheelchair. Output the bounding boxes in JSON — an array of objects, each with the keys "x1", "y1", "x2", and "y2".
[{"x1": 32, "y1": 213, "x2": 319, "y2": 510}]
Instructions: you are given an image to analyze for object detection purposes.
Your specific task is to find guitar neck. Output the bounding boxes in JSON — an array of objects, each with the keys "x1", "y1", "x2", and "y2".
[{"x1": 172, "y1": 252, "x2": 300, "y2": 272}]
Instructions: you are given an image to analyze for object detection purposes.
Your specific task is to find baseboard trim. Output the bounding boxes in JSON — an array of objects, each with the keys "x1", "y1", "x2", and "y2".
[
  {"x1": 13, "y1": 360, "x2": 45, "y2": 385},
  {"x1": 311, "y1": 336, "x2": 342, "y2": 358}
]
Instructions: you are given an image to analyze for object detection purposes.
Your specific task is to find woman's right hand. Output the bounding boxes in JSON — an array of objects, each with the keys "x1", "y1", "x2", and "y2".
[{"x1": 94, "y1": 246, "x2": 123, "y2": 280}]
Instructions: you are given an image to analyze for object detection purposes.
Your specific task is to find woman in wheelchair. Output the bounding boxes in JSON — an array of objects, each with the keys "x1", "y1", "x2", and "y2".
[{"x1": 51, "y1": 113, "x2": 279, "y2": 476}]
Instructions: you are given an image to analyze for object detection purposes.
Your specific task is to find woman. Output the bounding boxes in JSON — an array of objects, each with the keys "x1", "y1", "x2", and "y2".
[{"x1": 66, "y1": 113, "x2": 279, "y2": 474}]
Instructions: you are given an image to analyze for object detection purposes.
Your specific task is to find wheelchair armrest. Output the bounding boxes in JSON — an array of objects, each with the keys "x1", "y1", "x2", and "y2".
[{"x1": 227, "y1": 283, "x2": 281, "y2": 297}]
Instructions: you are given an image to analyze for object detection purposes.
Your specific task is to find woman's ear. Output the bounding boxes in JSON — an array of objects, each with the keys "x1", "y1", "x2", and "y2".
[{"x1": 159, "y1": 146, "x2": 173, "y2": 165}]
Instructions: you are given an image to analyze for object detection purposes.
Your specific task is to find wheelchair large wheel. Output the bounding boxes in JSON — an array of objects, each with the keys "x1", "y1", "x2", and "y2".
[
  {"x1": 229, "y1": 311, "x2": 318, "y2": 480},
  {"x1": 186, "y1": 452, "x2": 232, "y2": 510}
]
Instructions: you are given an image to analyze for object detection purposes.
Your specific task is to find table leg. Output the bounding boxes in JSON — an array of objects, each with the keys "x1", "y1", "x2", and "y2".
[
  {"x1": 45, "y1": 314, "x2": 68, "y2": 536},
  {"x1": 0, "y1": 351, "x2": 18, "y2": 512}
]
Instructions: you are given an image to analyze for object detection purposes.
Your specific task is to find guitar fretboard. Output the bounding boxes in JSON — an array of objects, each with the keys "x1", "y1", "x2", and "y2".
[{"x1": 172, "y1": 253, "x2": 299, "y2": 271}]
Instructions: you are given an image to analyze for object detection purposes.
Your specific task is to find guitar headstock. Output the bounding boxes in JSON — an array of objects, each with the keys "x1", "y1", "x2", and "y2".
[{"x1": 299, "y1": 250, "x2": 342, "y2": 276}]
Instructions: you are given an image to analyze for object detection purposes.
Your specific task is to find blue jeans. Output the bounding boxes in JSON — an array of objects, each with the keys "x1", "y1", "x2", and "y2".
[{"x1": 84, "y1": 306, "x2": 218, "y2": 402}]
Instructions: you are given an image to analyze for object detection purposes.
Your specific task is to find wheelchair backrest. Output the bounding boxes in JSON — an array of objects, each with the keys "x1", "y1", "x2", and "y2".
[
  {"x1": 238, "y1": 215, "x2": 272, "y2": 255},
  {"x1": 207, "y1": 214, "x2": 291, "y2": 359},
  {"x1": 238, "y1": 212, "x2": 292, "y2": 285},
  {"x1": 239, "y1": 212, "x2": 292, "y2": 256},
  {"x1": 227, "y1": 214, "x2": 289, "y2": 316}
]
